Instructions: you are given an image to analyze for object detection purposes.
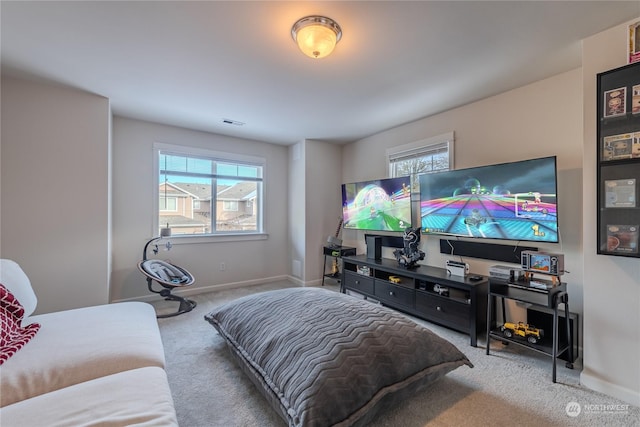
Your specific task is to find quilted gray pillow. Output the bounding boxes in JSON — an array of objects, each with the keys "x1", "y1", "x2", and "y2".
[{"x1": 205, "y1": 287, "x2": 472, "y2": 427}]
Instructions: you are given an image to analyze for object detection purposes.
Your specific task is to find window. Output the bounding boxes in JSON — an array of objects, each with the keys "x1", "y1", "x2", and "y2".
[
  {"x1": 155, "y1": 144, "x2": 264, "y2": 236},
  {"x1": 159, "y1": 197, "x2": 177, "y2": 211},
  {"x1": 387, "y1": 132, "x2": 454, "y2": 194},
  {"x1": 223, "y1": 201, "x2": 238, "y2": 211}
]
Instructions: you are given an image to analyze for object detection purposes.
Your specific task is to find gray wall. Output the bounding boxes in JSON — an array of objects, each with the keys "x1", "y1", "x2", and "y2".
[
  {"x1": 581, "y1": 17, "x2": 640, "y2": 407},
  {"x1": 288, "y1": 139, "x2": 343, "y2": 284},
  {"x1": 304, "y1": 140, "x2": 343, "y2": 283},
  {"x1": 1, "y1": 77, "x2": 111, "y2": 314},
  {"x1": 111, "y1": 117, "x2": 290, "y2": 301}
]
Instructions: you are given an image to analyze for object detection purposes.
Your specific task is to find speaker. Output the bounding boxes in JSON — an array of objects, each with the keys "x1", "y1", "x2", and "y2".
[
  {"x1": 440, "y1": 239, "x2": 538, "y2": 264},
  {"x1": 366, "y1": 236, "x2": 382, "y2": 260}
]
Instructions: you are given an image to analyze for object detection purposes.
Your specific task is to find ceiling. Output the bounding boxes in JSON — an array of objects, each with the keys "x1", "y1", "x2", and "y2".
[{"x1": 2, "y1": 1, "x2": 639, "y2": 145}]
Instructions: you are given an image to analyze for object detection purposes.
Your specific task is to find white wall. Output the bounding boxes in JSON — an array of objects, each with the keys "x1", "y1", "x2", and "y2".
[
  {"x1": 1, "y1": 76, "x2": 111, "y2": 314},
  {"x1": 342, "y1": 69, "x2": 585, "y2": 320},
  {"x1": 288, "y1": 141, "x2": 305, "y2": 281},
  {"x1": 111, "y1": 117, "x2": 290, "y2": 301},
  {"x1": 304, "y1": 140, "x2": 343, "y2": 282},
  {"x1": 581, "y1": 18, "x2": 640, "y2": 406},
  {"x1": 288, "y1": 139, "x2": 343, "y2": 284}
]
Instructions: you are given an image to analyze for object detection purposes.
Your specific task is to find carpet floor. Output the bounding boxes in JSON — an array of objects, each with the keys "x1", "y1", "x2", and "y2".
[{"x1": 154, "y1": 281, "x2": 639, "y2": 427}]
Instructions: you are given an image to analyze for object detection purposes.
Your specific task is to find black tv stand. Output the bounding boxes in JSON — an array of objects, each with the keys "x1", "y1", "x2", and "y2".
[{"x1": 341, "y1": 255, "x2": 488, "y2": 347}]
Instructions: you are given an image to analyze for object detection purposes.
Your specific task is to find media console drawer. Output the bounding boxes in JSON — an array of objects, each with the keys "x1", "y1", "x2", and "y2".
[
  {"x1": 415, "y1": 291, "x2": 470, "y2": 329},
  {"x1": 341, "y1": 255, "x2": 488, "y2": 347},
  {"x1": 374, "y1": 281, "x2": 414, "y2": 308},
  {"x1": 343, "y1": 271, "x2": 374, "y2": 295}
]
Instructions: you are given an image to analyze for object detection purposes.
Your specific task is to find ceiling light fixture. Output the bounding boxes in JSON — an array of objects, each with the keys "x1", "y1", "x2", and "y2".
[{"x1": 291, "y1": 15, "x2": 342, "y2": 59}]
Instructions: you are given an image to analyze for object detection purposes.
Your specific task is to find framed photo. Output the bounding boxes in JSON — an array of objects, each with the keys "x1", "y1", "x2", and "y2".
[
  {"x1": 606, "y1": 224, "x2": 639, "y2": 254},
  {"x1": 605, "y1": 178, "x2": 636, "y2": 208},
  {"x1": 602, "y1": 133, "x2": 633, "y2": 161},
  {"x1": 632, "y1": 84, "x2": 640, "y2": 114},
  {"x1": 603, "y1": 87, "x2": 627, "y2": 118},
  {"x1": 629, "y1": 21, "x2": 640, "y2": 64},
  {"x1": 634, "y1": 132, "x2": 640, "y2": 158}
]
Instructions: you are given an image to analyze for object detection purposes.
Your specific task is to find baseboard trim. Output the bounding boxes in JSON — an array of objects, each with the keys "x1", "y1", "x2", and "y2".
[
  {"x1": 580, "y1": 370, "x2": 640, "y2": 407},
  {"x1": 112, "y1": 274, "x2": 295, "y2": 304},
  {"x1": 113, "y1": 275, "x2": 336, "y2": 304}
]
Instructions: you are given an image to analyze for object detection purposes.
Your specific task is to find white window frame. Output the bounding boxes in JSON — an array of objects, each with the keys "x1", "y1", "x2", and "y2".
[
  {"x1": 387, "y1": 132, "x2": 455, "y2": 198},
  {"x1": 153, "y1": 143, "x2": 267, "y2": 243}
]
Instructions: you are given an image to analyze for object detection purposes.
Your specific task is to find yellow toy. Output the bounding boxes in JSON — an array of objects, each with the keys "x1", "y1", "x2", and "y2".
[{"x1": 501, "y1": 321, "x2": 543, "y2": 344}]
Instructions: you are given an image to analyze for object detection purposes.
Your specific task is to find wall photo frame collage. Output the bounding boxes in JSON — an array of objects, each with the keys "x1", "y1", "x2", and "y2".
[
  {"x1": 597, "y1": 61, "x2": 640, "y2": 258},
  {"x1": 600, "y1": 83, "x2": 640, "y2": 161}
]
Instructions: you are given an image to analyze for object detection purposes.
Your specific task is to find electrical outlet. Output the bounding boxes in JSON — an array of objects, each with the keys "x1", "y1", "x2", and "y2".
[{"x1": 220, "y1": 262, "x2": 226, "y2": 271}]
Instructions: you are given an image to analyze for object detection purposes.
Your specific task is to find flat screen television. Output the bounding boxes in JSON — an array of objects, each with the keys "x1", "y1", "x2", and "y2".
[
  {"x1": 342, "y1": 176, "x2": 412, "y2": 232},
  {"x1": 419, "y1": 156, "x2": 559, "y2": 243}
]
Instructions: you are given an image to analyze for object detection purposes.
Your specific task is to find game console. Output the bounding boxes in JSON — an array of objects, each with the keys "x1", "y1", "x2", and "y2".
[
  {"x1": 489, "y1": 265, "x2": 513, "y2": 280},
  {"x1": 446, "y1": 260, "x2": 469, "y2": 276},
  {"x1": 489, "y1": 265, "x2": 526, "y2": 281}
]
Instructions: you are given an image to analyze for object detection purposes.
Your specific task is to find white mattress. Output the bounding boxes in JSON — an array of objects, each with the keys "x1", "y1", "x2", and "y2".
[
  {"x1": 0, "y1": 302, "x2": 166, "y2": 407},
  {"x1": 0, "y1": 367, "x2": 178, "y2": 427}
]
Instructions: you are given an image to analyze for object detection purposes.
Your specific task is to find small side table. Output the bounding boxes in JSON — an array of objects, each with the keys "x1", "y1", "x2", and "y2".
[
  {"x1": 486, "y1": 277, "x2": 574, "y2": 383},
  {"x1": 322, "y1": 245, "x2": 356, "y2": 286}
]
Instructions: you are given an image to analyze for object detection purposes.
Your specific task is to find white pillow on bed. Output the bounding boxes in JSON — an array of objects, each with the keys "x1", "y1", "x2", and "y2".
[{"x1": 0, "y1": 259, "x2": 38, "y2": 320}]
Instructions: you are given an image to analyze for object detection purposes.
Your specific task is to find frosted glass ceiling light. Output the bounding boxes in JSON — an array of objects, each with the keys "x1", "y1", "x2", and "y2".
[{"x1": 291, "y1": 15, "x2": 342, "y2": 59}]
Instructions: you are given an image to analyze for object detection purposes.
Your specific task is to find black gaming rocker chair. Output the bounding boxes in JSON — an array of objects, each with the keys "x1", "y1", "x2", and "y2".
[{"x1": 138, "y1": 236, "x2": 196, "y2": 318}]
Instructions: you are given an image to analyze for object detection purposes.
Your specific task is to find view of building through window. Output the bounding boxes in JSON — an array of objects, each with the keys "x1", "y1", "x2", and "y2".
[
  {"x1": 388, "y1": 135, "x2": 453, "y2": 193},
  {"x1": 157, "y1": 150, "x2": 263, "y2": 235},
  {"x1": 390, "y1": 150, "x2": 450, "y2": 190}
]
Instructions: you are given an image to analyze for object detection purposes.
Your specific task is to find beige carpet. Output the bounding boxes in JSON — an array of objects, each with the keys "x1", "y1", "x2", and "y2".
[{"x1": 154, "y1": 281, "x2": 639, "y2": 427}]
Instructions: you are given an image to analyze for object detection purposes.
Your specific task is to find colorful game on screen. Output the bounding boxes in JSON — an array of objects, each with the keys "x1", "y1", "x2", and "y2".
[
  {"x1": 528, "y1": 254, "x2": 551, "y2": 272},
  {"x1": 342, "y1": 176, "x2": 412, "y2": 232},
  {"x1": 419, "y1": 156, "x2": 559, "y2": 243}
]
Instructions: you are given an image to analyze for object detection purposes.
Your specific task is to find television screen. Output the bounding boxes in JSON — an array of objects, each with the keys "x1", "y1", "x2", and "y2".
[
  {"x1": 528, "y1": 254, "x2": 551, "y2": 273},
  {"x1": 419, "y1": 156, "x2": 559, "y2": 243},
  {"x1": 342, "y1": 176, "x2": 412, "y2": 232}
]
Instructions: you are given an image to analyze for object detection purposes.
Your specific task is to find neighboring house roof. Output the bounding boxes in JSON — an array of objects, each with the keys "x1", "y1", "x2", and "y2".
[
  {"x1": 169, "y1": 182, "x2": 236, "y2": 201},
  {"x1": 171, "y1": 182, "x2": 212, "y2": 200},
  {"x1": 161, "y1": 181, "x2": 254, "y2": 202},
  {"x1": 218, "y1": 182, "x2": 256, "y2": 201},
  {"x1": 158, "y1": 215, "x2": 206, "y2": 227},
  {"x1": 160, "y1": 183, "x2": 189, "y2": 197}
]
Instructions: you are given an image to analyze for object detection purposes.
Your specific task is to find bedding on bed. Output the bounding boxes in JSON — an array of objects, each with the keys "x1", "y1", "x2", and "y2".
[{"x1": 205, "y1": 287, "x2": 472, "y2": 427}]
